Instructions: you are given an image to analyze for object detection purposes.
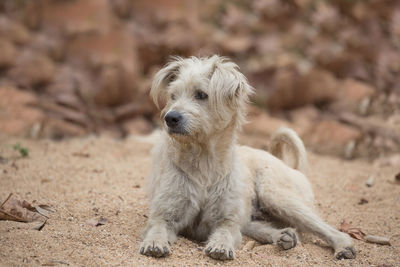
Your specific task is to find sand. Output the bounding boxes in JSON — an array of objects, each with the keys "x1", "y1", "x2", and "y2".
[{"x1": 0, "y1": 134, "x2": 399, "y2": 266}]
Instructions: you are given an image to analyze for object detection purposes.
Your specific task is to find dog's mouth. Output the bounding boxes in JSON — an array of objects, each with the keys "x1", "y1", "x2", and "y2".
[{"x1": 167, "y1": 127, "x2": 189, "y2": 136}]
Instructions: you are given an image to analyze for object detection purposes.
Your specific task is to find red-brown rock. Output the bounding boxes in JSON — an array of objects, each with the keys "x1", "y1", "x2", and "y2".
[
  {"x1": 9, "y1": 50, "x2": 56, "y2": 88},
  {"x1": 0, "y1": 16, "x2": 31, "y2": 45},
  {"x1": 267, "y1": 68, "x2": 339, "y2": 110},
  {"x1": 305, "y1": 119, "x2": 362, "y2": 156},
  {"x1": 0, "y1": 38, "x2": 16, "y2": 68},
  {"x1": 0, "y1": 86, "x2": 44, "y2": 136},
  {"x1": 339, "y1": 79, "x2": 375, "y2": 103}
]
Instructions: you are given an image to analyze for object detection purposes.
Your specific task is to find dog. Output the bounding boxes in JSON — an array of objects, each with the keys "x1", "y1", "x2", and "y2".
[{"x1": 139, "y1": 55, "x2": 356, "y2": 261}]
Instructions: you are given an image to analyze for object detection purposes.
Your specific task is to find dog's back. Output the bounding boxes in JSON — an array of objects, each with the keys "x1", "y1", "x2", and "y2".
[{"x1": 237, "y1": 127, "x2": 314, "y2": 206}]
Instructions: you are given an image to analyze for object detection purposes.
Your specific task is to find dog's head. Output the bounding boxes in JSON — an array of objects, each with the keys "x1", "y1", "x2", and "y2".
[{"x1": 151, "y1": 56, "x2": 253, "y2": 142}]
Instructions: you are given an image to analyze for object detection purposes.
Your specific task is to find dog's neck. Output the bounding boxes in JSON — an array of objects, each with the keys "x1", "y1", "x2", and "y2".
[{"x1": 167, "y1": 121, "x2": 238, "y2": 185}]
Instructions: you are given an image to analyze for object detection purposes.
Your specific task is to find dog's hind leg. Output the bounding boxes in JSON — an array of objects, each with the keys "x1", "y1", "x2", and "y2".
[
  {"x1": 256, "y1": 182, "x2": 356, "y2": 259},
  {"x1": 242, "y1": 221, "x2": 298, "y2": 250}
]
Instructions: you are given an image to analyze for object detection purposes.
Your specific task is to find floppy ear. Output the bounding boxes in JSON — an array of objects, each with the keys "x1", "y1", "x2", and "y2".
[
  {"x1": 150, "y1": 57, "x2": 183, "y2": 109},
  {"x1": 208, "y1": 56, "x2": 254, "y2": 127},
  {"x1": 208, "y1": 56, "x2": 253, "y2": 106}
]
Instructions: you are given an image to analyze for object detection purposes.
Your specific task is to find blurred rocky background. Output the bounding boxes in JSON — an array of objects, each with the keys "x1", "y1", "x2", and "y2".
[{"x1": 0, "y1": 0, "x2": 399, "y2": 160}]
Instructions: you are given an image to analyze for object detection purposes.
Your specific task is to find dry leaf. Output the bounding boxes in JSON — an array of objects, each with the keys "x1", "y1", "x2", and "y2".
[
  {"x1": 33, "y1": 219, "x2": 47, "y2": 231},
  {"x1": 86, "y1": 217, "x2": 108, "y2": 227},
  {"x1": 42, "y1": 259, "x2": 69, "y2": 266},
  {"x1": 37, "y1": 204, "x2": 56, "y2": 213},
  {"x1": 34, "y1": 206, "x2": 49, "y2": 218},
  {"x1": 21, "y1": 200, "x2": 35, "y2": 211},
  {"x1": 72, "y1": 152, "x2": 90, "y2": 158},
  {"x1": 22, "y1": 202, "x2": 55, "y2": 218},
  {"x1": 34, "y1": 205, "x2": 56, "y2": 218},
  {"x1": 243, "y1": 240, "x2": 256, "y2": 251},
  {"x1": 0, "y1": 194, "x2": 54, "y2": 224},
  {"x1": 358, "y1": 198, "x2": 368, "y2": 205},
  {"x1": 339, "y1": 220, "x2": 365, "y2": 240},
  {"x1": 0, "y1": 193, "x2": 13, "y2": 208},
  {"x1": 98, "y1": 217, "x2": 108, "y2": 225},
  {"x1": 0, "y1": 198, "x2": 41, "y2": 222}
]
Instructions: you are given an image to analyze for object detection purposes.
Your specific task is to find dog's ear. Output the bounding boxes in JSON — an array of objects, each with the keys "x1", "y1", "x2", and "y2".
[
  {"x1": 208, "y1": 56, "x2": 253, "y2": 106},
  {"x1": 150, "y1": 57, "x2": 183, "y2": 109}
]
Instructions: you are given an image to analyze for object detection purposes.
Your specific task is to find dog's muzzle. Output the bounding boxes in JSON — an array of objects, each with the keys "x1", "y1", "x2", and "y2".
[{"x1": 164, "y1": 111, "x2": 187, "y2": 135}]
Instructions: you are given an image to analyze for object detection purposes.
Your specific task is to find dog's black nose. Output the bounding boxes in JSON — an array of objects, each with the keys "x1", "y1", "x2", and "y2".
[{"x1": 165, "y1": 111, "x2": 182, "y2": 128}]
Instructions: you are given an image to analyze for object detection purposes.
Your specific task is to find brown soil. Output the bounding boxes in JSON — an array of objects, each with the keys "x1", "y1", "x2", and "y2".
[{"x1": 0, "y1": 135, "x2": 399, "y2": 266}]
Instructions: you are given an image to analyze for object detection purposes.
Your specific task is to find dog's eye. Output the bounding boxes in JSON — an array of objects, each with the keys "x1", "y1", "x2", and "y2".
[
  {"x1": 195, "y1": 90, "x2": 208, "y2": 100},
  {"x1": 171, "y1": 94, "x2": 176, "y2": 100}
]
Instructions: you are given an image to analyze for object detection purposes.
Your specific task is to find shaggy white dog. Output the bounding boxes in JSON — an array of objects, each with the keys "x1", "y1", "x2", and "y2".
[{"x1": 139, "y1": 56, "x2": 355, "y2": 261}]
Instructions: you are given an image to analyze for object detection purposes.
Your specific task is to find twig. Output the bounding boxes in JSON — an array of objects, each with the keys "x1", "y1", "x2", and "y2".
[
  {"x1": 341, "y1": 113, "x2": 400, "y2": 144},
  {"x1": 0, "y1": 208, "x2": 28, "y2": 222},
  {"x1": 34, "y1": 98, "x2": 91, "y2": 128},
  {"x1": 325, "y1": 111, "x2": 400, "y2": 144},
  {"x1": 0, "y1": 193, "x2": 13, "y2": 209},
  {"x1": 365, "y1": 235, "x2": 391, "y2": 245}
]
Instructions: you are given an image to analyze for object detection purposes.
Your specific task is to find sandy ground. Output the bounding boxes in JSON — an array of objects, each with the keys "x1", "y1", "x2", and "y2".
[{"x1": 0, "y1": 134, "x2": 399, "y2": 267}]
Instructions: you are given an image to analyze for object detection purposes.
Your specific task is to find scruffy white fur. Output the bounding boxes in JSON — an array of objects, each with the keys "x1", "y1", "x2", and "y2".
[{"x1": 140, "y1": 56, "x2": 355, "y2": 260}]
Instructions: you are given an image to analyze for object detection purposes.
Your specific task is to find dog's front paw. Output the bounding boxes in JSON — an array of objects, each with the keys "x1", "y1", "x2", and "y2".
[
  {"x1": 205, "y1": 242, "x2": 234, "y2": 261},
  {"x1": 139, "y1": 239, "x2": 171, "y2": 258},
  {"x1": 335, "y1": 247, "x2": 356, "y2": 260},
  {"x1": 274, "y1": 228, "x2": 298, "y2": 250}
]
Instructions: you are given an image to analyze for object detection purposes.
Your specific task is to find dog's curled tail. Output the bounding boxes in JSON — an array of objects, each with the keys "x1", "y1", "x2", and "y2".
[{"x1": 269, "y1": 127, "x2": 308, "y2": 174}]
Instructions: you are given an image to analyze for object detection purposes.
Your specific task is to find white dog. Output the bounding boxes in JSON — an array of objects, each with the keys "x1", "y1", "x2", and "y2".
[{"x1": 139, "y1": 56, "x2": 355, "y2": 261}]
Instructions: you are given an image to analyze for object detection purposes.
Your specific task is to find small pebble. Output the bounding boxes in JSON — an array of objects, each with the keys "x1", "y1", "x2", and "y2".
[
  {"x1": 366, "y1": 176, "x2": 374, "y2": 187},
  {"x1": 243, "y1": 240, "x2": 256, "y2": 251},
  {"x1": 344, "y1": 140, "x2": 356, "y2": 159}
]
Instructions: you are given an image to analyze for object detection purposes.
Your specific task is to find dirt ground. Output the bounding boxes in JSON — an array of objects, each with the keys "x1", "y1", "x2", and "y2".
[{"x1": 0, "y1": 134, "x2": 399, "y2": 267}]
